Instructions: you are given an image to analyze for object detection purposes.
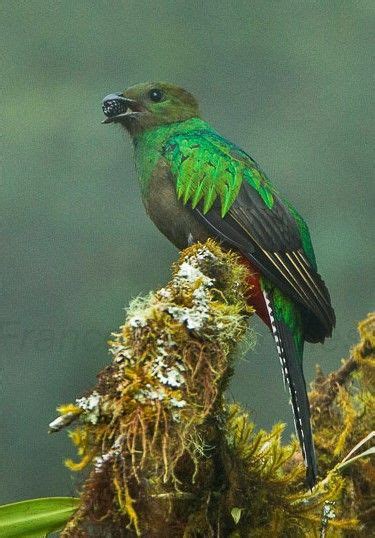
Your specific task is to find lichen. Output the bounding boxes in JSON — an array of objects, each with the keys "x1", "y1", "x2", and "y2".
[{"x1": 51, "y1": 242, "x2": 374, "y2": 537}]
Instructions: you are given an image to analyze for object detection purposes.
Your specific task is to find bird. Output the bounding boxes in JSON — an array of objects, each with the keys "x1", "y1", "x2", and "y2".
[{"x1": 101, "y1": 82, "x2": 335, "y2": 488}]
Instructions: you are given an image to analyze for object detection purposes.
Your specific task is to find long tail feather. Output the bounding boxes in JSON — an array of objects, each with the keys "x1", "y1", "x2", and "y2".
[{"x1": 263, "y1": 291, "x2": 318, "y2": 488}]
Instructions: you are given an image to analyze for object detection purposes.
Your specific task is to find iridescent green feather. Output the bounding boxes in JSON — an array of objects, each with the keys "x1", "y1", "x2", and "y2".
[
  {"x1": 284, "y1": 201, "x2": 317, "y2": 270},
  {"x1": 261, "y1": 277, "x2": 304, "y2": 359},
  {"x1": 258, "y1": 185, "x2": 274, "y2": 209},
  {"x1": 163, "y1": 132, "x2": 275, "y2": 217},
  {"x1": 244, "y1": 168, "x2": 261, "y2": 190},
  {"x1": 191, "y1": 179, "x2": 207, "y2": 208}
]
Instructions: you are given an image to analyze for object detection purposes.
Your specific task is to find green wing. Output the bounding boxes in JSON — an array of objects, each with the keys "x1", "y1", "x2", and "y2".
[
  {"x1": 162, "y1": 130, "x2": 335, "y2": 342},
  {"x1": 163, "y1": 132, "x2": 275, "y2": 217}
]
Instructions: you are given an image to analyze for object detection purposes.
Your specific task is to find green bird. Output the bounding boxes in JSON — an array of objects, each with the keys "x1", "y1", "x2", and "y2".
[{"x1": 101, "y1": 82, "x2": 335, "y2": 487}]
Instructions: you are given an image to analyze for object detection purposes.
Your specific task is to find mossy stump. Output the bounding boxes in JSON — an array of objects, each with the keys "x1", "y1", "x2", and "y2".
[{"x1": 50, "y1": 241, "x2": 374, "y2": 537}]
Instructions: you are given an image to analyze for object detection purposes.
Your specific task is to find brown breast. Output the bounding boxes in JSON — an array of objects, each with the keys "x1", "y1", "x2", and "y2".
[{"x1": 141, "y1": 158, "x2": 210, "y2": 250}]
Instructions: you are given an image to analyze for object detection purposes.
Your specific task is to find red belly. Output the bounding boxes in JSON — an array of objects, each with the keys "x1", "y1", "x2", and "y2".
[{"x1": 239, "y1": 256, "x2": 271, "y2": 329}]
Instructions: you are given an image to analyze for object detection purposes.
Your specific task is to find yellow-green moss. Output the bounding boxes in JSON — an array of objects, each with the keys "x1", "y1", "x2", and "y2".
[{"x1": 51, "y1": 243, "x2": 374, "y2": 537}]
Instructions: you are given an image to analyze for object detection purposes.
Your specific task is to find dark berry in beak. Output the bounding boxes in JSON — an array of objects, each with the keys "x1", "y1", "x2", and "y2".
[{"x1": 102, "y1": 93, "x2": 128, "y2": 118}]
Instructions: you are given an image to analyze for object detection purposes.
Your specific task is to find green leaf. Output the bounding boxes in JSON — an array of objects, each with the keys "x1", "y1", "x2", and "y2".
[
  {"x1": 231, "y1": 507, "x2": 243, "y2": 525},
  {"x1": 0, "y1": 497, "x2": 79, "y2": 537}
]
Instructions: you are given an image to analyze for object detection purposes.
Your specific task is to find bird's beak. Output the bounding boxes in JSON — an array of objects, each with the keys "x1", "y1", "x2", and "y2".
[{"x1": 101, "y1": 93, "x2": 142, "y2": 124}]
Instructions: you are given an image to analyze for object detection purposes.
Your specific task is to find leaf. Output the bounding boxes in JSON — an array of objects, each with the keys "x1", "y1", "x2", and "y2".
[
  {"x1": 340, "y1": 431, "x2": 374, "y2": 464},
  {"x1": 337, "y1": 446, "x2": 375, "y2": 471},
  {"x1": 231, "y1": 507, "x2": 243, "y2": 525},
  {"x1": 0, "y1": 497, "x2": 79, "y2": 537}
]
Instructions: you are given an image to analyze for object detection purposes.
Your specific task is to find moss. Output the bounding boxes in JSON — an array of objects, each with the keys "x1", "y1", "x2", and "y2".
[
  {"x1": 309, "y1": 312, "x2": 375, "y2": 536},
  {"x1": 50, "y1": 243, "x2": 374, "y2": 537}
]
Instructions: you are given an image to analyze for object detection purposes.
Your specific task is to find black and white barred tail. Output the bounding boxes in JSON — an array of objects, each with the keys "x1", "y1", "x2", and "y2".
[{"x1": 263, "y1": 291, "x2": 318, "y2": 488}]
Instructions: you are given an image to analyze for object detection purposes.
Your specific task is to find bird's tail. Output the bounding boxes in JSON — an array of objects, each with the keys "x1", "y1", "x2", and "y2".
[{"x1": 263, "y1": 291, "x2": 318, "y2": 488}]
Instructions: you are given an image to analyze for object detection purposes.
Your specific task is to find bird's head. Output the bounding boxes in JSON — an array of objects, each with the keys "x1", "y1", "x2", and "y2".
[{"x1": 101, "y1": 82, "x2": 200, "y2": 135}]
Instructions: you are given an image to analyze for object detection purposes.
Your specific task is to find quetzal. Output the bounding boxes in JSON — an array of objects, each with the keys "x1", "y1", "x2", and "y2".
[{"x1": 101, "y1": 82, "x2": 335, "y2": 487}]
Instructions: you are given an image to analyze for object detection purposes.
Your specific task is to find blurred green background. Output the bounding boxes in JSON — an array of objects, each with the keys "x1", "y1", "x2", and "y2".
[{"x1": 1, "y1": 1, "x2": 374, "y2": 504}]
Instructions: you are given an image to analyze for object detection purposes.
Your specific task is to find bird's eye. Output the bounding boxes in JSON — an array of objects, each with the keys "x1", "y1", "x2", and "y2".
[{"x1": 148, "y1": 88, "x2": 163, "y2": 102}]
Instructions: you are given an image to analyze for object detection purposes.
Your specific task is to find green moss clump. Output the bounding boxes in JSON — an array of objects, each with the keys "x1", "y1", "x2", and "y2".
[
  {"x1": 50, "y1": 242, "x2": 374, "y2": 537},
  {"x1": 309, "y1": 313, "x2": 375, "y2": 536}
]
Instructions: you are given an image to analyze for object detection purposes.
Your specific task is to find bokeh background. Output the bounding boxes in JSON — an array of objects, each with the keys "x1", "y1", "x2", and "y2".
[{"x1": 1, "y1": 1, "x2": 374, "y2": 504}]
